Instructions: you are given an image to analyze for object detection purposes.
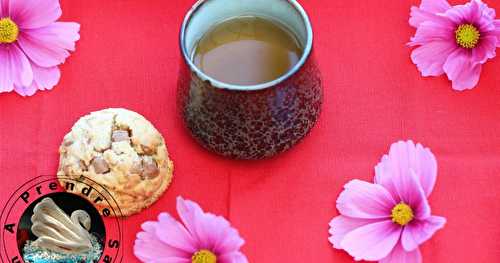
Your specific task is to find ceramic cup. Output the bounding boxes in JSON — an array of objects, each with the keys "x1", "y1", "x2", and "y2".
[{"x1": 178, "y1": 0, "x2": 322, "y2": 159}]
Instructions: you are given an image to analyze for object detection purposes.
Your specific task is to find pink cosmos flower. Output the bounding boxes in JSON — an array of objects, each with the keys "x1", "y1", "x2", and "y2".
[
  {"x1": 134, "y1": 197, "x2": 248, "y2": 263},
  {"x1": 0, "y1": 0, "x2": 80, "y2": 96},
  {"x1": 409, "y1": 0, "x2": 500, "y2": 91},
  {"x1": 329, "y1": 141, "x2": 446, "y2": 263}
]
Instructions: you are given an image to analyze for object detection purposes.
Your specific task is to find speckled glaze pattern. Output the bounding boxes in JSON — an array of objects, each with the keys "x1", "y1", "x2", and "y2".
[{"x1": 177, "y1": 54, "x2": 322, "y2": 159}]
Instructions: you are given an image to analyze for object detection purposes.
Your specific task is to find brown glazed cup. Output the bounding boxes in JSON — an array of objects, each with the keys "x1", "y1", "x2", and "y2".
[{"x1": 178, "y1": 0, "x2": 322, "y2": 159}]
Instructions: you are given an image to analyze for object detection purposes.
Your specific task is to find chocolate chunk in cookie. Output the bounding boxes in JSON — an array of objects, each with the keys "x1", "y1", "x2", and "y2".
[
  {"x1": 130, "y1": 160, "x2": 143, "y2": 175},
  {"x1": 91, "y1": 157, "x2": 110, "y2": 174},
  {"x1": 142, "y1": 156, "x2": 159, "y2": 179},
  {"x1": 112, "y1": 130, "x2": 130, "y2": 142}
]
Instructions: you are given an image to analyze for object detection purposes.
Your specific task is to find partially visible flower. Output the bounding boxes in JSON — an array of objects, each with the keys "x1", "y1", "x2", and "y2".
[
  {"x1": 134, "y1": 196, "x2": 248, "y2": 263},
  {"x1": 0, "y1": 0, "x2": 80, "y2": 96},
  {"x1": 409, "y1": 0, "x2": 500, "y2": 91},
  {"x1": 329, "y1": 141, "x2": 446, "y2": 263}
]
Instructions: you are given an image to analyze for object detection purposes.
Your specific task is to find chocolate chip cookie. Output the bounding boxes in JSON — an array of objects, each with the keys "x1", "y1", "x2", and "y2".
[{"x1": 57, "y1": 108, "x2": 174, "y2": 216}]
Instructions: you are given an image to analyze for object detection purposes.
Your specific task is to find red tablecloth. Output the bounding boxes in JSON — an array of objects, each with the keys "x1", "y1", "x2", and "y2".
[{"x1": 1, "y1": 0, "x2": 500, "y2": 262}]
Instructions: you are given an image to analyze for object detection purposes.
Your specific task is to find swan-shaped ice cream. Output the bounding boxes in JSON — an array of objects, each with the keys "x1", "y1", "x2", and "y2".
[{"x1": 30, "y1": 198, "x2": 93, "y2": 254}]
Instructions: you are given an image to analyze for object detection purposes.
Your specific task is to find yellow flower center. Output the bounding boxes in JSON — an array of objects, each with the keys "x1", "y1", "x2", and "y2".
[
  {"x1": 192, "y1": 249, "x2": 217, "y2": 263},
  {"x1": 391, "y1": 203, "x2": 414, "y2": 226},
  {"x1": 455, "y1": 24, "x2": 480, "y2": 49},
  {"x1": 0, "y1": 18, "x2": 19, "y2": 43}
]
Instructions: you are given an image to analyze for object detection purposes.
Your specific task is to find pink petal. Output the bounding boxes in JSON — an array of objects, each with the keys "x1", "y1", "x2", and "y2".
[
  {"x1": 445, "y1": 2, "x2": 472, "y2": 25},
  {"x1": 444, "y1": 0, "x2": 493, "y2": 27},
  {"x1": 176, "y1": 197, "x2": 203, "y2": 240},
  {"x1": 410, "y1": 41, "x2": 457, "y2": 76},
  {"x1": 404, "y1": 170, "x2": 431, "y2": 220},
  {"x1": 468, "y1": 0, "x2": 482, "y2": 24},
  {"x1": 0, "y1": 44, "x2": 33, "y2": 93},
  {"x1": 176, "y1": 197, "x2": 244, "y2": 255},
  {"x1": 336, "y1": 180, "x2": 396, "y2": 219},
  {"x1": 477, "y1": 17, "x2": 496, "y2": 34},
  {"x1": 409, "y1": 7, "x2": 437, "y2": 29},
  {"x1": 0, "y1": 47, "x2": 14, "y2": 93},
  {"x1": 472, "y1": 0, "x2": 497, "y2": 30},
  {"x1": 492, "y1": 20, "x2": 500, "y2": 47},
  {"x1": 375, "y1": 141, "x2": 438, "y2": 198},
  {"x1": 151, "y1": 259, "x2": 190, "y2": 263},
  {"x1": 409, "y1": 0, "x2": 451, "y2": 28},
  {"x1": 218, "y1": 252, "x2": 249, "y2": 263},
  {"x1": 401, "y1": 216, "x2": 446, "y2": 251},
  {"x1": 17, "y1": 22, "x2": 80, "y2": 68},
  {"x1": 155, "y1": 213, "x2": 197, "y2": 254},
  {"x1": 340, "y1": 220, "x2": 402, "y2": 261},
  {"x1": 419, "y1": 0, "x2": 451, "y2": 13},
  {"x1": 379, "y1": 242, "x2": 422, "y2": 263},
  {"x1": 46, "y1": 22, "x2": 81, "y2": 51},
  {"x1": 471, "y1": 36, "x2": 497, "y2": 64},
  {"x1": 10, "y1": 44, "x2": 33, "y2": 87},
  {"x1": 14, "y1": 83, "x2": 37, "y2": 96},
  {"x1": 414, "y1": 144, "x2": 438, "y2": 197},
  {"x1": 328, "y1": 215, "x2": 380, "y2": 249},
  {"x1": 210, "y1": 216, "x2": 245, "y2": 255},
  {"x1": 12, "y1": 65, "x2": 60, "y2": 96},
  {"x1": 0, "y1": 0, "x2": 5, "y2": 17},
  {"x1": 31, "y1": 65, "x2": 60, "y2": 90},
  {"x1": 134, "y1": 221, "x2": 190, "y2": 262},
  {"x1": 443, "y1": 49, "x2": 482, "y2": 91},
  {"x1": 484, "y1": 4, "x2": 496, "y2": 19},
  {"x1": 8, "y1": 0, "x2": 61, "y2": 29},
  {"x1": 409, "y1": 20, "x2": 455, "y2": 46}
]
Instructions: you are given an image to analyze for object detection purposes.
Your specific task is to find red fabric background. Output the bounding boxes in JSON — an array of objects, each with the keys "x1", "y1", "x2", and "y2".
[{"x1": 1, "y1": 0, "x2": 500, "y2": 262}]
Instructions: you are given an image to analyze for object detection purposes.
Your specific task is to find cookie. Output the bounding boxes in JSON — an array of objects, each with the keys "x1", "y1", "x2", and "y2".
[{"x1": 57, "y1": 108, "x2": 174, "y2": 216}]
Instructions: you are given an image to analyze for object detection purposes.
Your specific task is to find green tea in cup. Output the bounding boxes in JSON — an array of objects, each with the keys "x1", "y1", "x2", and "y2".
[{"x1": 193, "y1": 16, "x2": 303, "y2": 86}]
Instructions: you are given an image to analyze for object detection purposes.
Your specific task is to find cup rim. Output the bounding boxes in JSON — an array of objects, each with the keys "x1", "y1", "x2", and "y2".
[{"x1": 179, "y1": 0, "x2": 314, "y2": 91}]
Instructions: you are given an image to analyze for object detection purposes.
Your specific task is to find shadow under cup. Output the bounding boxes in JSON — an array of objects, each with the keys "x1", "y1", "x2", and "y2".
[{"x1": 178, "y1": 0, "x2": 322, "y2": 159}]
